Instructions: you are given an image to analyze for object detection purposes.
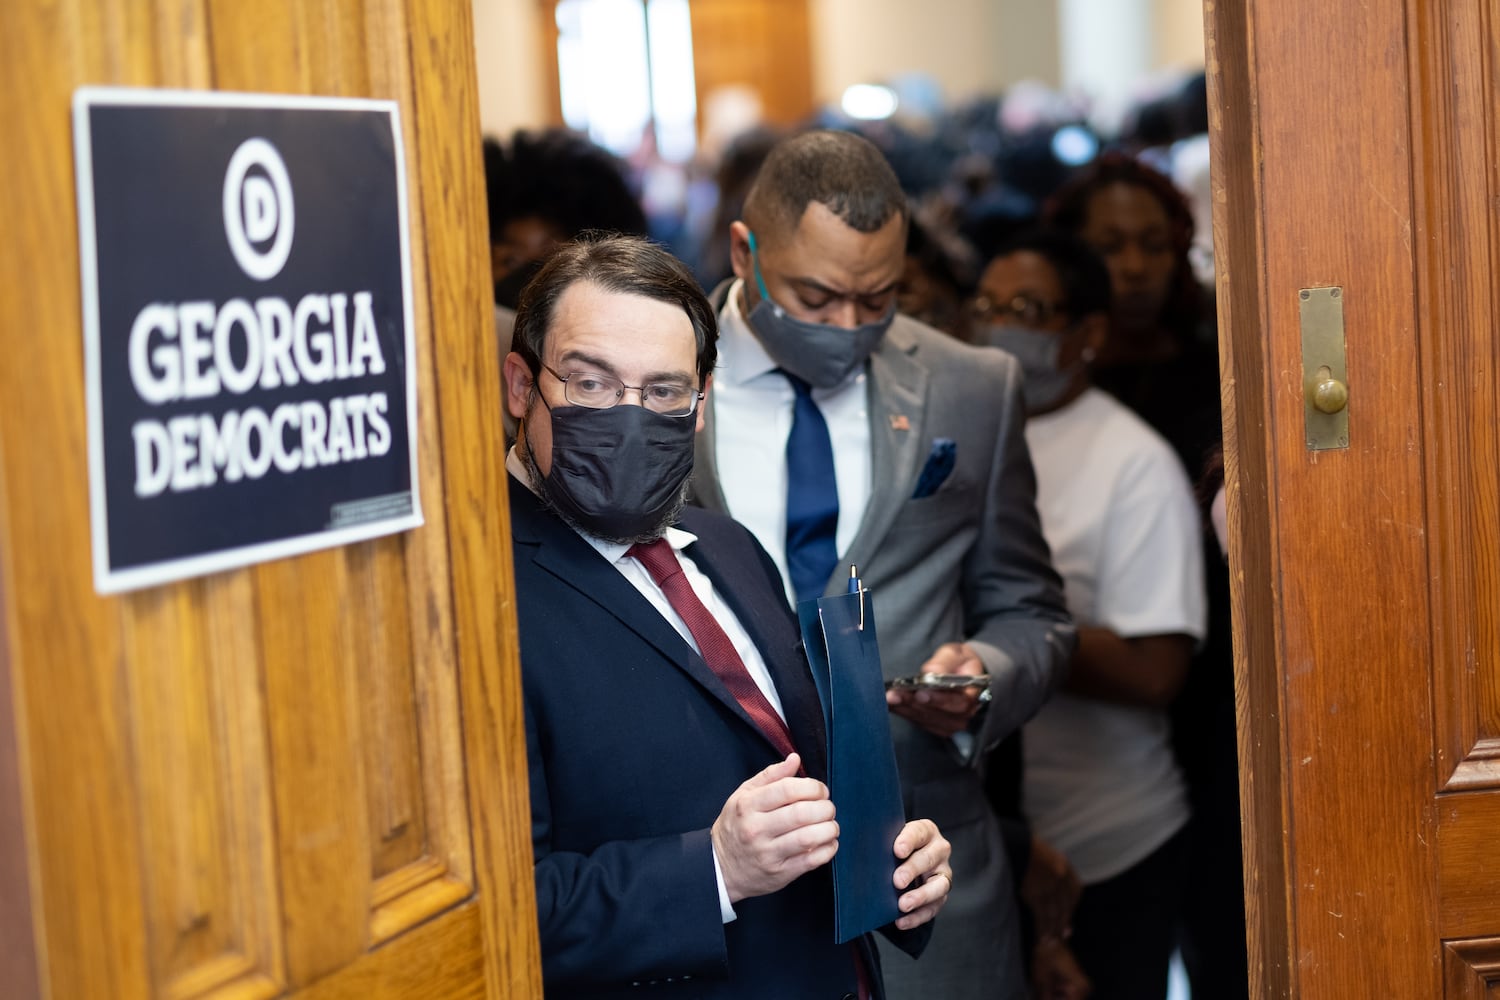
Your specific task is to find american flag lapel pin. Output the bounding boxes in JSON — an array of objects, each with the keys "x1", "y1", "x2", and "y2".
[{"x1": 889, "y1": 414, "x2": 910, "y2": 431}]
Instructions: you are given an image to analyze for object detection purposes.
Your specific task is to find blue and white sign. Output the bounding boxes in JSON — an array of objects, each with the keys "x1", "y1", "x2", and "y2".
[{"x1": 73, "y1": 88, "x2": 423, "y2": 594}]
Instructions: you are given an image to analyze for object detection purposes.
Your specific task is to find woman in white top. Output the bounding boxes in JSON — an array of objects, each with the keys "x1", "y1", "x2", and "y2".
[{"x1": 970, "y1": 230, "x2": 1207, "y2": 1000}]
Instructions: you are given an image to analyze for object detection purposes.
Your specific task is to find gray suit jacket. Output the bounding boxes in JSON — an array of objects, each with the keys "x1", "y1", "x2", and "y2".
[{"x1": 692, "y1": 285, "x2": 1075, "y2": 1000}]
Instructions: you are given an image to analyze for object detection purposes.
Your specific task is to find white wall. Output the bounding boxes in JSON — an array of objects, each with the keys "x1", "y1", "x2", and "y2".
[
  {"x1": 1155, "y1": 0, "x2": 1207, "y2": 73},
  {"x1": 472, "y1": 0, "x2": 545, "y2": 139},
  {"x1": 807, "y1": 0, "x2": 1059, "y2": 109},
  {"x1": 1058, "y1": 0, "x2": 1155, "y2": 129}
]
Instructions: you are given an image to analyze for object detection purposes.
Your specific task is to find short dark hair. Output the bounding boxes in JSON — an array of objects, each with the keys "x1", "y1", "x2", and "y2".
[
  {"x1": 513, "y1": 234, "x2": 718, "y2": 383},
  {"x1": 742, "y1": 129, "x2": 908, "y2": 239},
  {"x1": 483, "y1": 128, "x2": 647, "y2": 243},
  {"x1": 989, "y1": 229, "x2": 1113, "y2": 322}
]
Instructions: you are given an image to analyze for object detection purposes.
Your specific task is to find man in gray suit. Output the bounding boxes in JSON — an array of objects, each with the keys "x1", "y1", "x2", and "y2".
[{"x1": 690, "y1": 129, "x2": 1074, "y2": 1000}]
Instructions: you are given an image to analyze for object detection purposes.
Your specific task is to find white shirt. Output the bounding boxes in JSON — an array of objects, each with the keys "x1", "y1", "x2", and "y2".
[
  {"x1": 1020, "y1": 389, "x2": 1206, "y2": 882},
  {"x1": 711, "y1": 280, "x2": 872, "y2": 603},
  {"x1": 507, "y1": 447, "x2": 782, "y2": 921}
]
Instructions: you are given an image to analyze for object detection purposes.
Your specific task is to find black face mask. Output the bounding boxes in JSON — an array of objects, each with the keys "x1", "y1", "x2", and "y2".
[
  {"x1": 532, "y1": 400, "x2": 697, "y2": 543},
  {"x1": 494, "y1": 257, "x2": 546, "y2": 310}
]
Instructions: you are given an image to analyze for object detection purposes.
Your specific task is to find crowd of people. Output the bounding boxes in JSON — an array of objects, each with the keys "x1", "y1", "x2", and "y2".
[{"x1": 491, "y1": 71, "x2": 1242, "y2": 1000}]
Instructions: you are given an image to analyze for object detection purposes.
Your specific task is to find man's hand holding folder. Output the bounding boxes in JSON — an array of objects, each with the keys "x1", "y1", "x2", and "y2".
[
  {"x1": 711, "y1": 756, "x2": 954, "y2": 931},
  {"x1": 797, "y1": 576, "x2": 955, "y2": 941},
  {"x1": 890, "y1": 819, "x2": 954, "y2": 931}
]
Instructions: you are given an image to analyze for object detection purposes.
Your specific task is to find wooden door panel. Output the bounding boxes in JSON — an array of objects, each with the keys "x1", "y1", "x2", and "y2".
[
  {"x1": 1439, "y1": 795, "x2": 1500, "y2": 939},
  {"x1": 0, "y1": 4, "x2": 157, "y2": 993},
  {"x1": 358, "y1": 0, "x2": 481, "y2": 950},
  {"x1": 0, "y1": 0, "x2": 541, "y2": 998},
  {"x1": 262, "y1": 554, "x2": 375, "y2": 986},
  {"x1": 1413, "y1": 0, "x2": 1500, "y2": 980},
  {"x1": 0, "y1": 538, "x2": 41, "y2": 1000},
  {"x1": 1414, "y1": 0, "x2": 1500, "y2": 794},
  {"x1": 125, "y1": 577, "x2": 282, "y2": 999},
  {"x1": 357, "y1": 545, "x2": 429, "y2": 883},
  {"x1": 297, "y1": 905, "x2": 486, "y2": 1000},
  {"x1": 688, "y1": 0, "x2": 815, "y2": 127},
  {"x1": 1211, "y1": 0, "x2": 1500, "y2": 993},
  {"x1": 1447, "y1": 939, "x2": 1500, "y2": 1000}
]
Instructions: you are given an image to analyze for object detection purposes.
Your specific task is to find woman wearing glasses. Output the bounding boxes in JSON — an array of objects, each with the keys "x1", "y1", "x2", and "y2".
[
  {"x1": 969, "y1": 230, "x2": 1206, "y2": 1000},
  {"x1": 1045, "y1": 156, "x2": 1247, "y2": 1000}
]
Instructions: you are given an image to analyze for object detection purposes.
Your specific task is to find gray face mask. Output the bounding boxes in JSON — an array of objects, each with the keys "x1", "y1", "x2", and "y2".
[
  {"x1": 744, "y1": 231, "x2": 895, "y2": 389},
  {"x1": 978, "y1": 324, "x2": 1083, "y2": 413}
]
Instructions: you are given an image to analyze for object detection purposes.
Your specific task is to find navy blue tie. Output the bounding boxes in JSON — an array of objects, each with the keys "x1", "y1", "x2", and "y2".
[{"x1": 782, "y1": 371, "x2": 839, "y2": 603}]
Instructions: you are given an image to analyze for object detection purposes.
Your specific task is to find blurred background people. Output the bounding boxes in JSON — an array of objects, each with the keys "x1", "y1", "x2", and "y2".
[
  {"x1": 483, "y1": 127, "x2": 648, "y2": 309},
  {"x1": 898, "y1": 205, "x2": 980, "y2": 334},
  {"x1": 1041, "y1": 152, "x2": 1218, "y2": 475},
  {"x1": 972, "y1": 229, "x2": 1206, "y2": 999},
  {"x1": 1042, "y1": 152, "x2": 1243, "y2": 1000}
]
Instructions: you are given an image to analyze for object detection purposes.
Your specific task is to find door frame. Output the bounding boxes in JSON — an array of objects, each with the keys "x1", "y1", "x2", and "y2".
[{"x1": 1206, "y1": 0, "x2": 1464, "y2": 995}]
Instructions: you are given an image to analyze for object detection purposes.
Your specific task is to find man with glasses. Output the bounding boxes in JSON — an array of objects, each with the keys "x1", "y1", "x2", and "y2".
[
  {"x1": 502, "y1": 234, "x2": 953, "y2": 999},
  {"x1": 691, "y1": 130, "x2": 1074, "y2": 1000}
]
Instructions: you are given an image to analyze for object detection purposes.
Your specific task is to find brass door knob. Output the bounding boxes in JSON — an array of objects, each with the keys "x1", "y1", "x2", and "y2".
[{"x1": 1311, "y1": 374, "x2": 1349, "y2": 414}]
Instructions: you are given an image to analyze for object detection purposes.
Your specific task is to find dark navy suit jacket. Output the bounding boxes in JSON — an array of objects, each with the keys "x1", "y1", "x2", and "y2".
[{"x1": 510, "y1": 475, "x2": 927, "y2": 998}]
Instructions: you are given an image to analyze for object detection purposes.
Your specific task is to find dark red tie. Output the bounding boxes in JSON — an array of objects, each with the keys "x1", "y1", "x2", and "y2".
[{"x1": 627, "y1": 537, "x2": 799, "y2": 759}]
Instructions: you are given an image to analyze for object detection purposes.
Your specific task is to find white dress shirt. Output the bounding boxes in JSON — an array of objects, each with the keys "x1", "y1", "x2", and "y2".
[
  {"x1": 712, "y1": 280, "x2": 872, "y2": 603},
  {"x1": 507, "y1": 447, "x2": 784, "y2": 921}
]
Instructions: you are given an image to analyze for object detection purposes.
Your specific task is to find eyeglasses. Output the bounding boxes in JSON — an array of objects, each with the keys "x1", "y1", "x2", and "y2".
[
  {"x1": 541, "y1": 364, "x2": 704, "y2": 418},
  {"x1": 968, "y1": 293, "x2": 1068, "y2": 328}
]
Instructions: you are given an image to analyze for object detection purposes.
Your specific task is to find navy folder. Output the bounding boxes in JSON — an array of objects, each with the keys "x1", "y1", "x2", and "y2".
[{"x1": 797, "y1": 586, "x2": 907, "y2": 943}]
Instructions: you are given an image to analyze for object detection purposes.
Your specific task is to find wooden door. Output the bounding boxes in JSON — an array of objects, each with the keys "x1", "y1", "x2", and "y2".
[
  {"x1": 0, "y1": 3, "x2": 542, "y2": 999},
  {"x1": 687, "y1": 0, "x2": 816, "y2": 127},
  {"x1": 1208, "y1": 0, "x2": 1500, "y2": 995}
]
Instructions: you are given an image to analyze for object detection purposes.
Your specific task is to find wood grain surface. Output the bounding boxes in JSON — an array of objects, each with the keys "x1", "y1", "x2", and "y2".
[
  {"x1": 0, "y1": 1, "x2": 542, "y2": 997},
  {"x1": 1209, "y1": 0, "x2": 1500, "y2": 994}
]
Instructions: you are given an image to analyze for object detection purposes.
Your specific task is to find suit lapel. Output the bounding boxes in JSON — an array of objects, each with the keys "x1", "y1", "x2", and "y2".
[
  {"x1": 512, "y1": 477, "x2": 786, "y2": 756},
  {"x1": 692, "y1": 389, "x2": 730, "y2": 514},
  {"x1": 689, "y1": 279, "x2": 734, "y2": 515},
  {"x1": 838, "y1": 322, "x2": 929, "y2": 590},
  {"x1": 683, "y1": 532, "x2": 830, "y2": 780}
]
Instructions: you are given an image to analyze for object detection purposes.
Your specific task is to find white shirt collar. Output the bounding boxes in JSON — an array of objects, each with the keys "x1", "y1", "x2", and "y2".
[
  {"x1": 584, "y1": 524, "x2": 700, "y2": 566},
  {"x1": 506, "y1": 445, "x2": 698, "y2": 561}
]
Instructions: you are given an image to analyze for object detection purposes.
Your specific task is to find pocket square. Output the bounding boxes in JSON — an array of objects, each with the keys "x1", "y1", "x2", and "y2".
[{"x1": 911, "y1": 438, "x2": 956, "y2": 499}]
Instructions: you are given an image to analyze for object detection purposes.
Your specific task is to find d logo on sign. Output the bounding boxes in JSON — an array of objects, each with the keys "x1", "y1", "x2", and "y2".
[{"x1": 223, "y1": 137, "x2": 295, "y2": 281}]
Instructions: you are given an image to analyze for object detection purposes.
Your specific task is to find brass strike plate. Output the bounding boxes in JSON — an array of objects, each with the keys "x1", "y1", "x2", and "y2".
[{"x1": 1300, "y1": 286, "x2": 1349, "y2": 450}]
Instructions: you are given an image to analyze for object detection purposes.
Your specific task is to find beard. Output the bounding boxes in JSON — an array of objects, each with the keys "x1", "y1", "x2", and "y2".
[{"x1": 519, "y1": 428, "x2": 691, "y2": 545}]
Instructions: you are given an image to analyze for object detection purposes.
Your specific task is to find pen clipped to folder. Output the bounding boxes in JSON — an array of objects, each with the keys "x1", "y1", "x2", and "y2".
[
  {"x1": 798, "y1": 564, "x2": 904, "y2": 942},
  {"x1": 847, "y1": 565, "x2": 865, "y2": 629}
]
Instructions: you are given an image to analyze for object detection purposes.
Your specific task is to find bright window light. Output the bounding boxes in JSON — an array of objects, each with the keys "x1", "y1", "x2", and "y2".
[
  {"x1": 557, "y1": 0, "x2": 651, "y2": 155},
  {"x1": 1051, "y1": 124, "x2": 1100, "y2": 166},
  {"x1": 646, "y1": 0, "x2": 698, "y2": 162},
  {"x1": 841, "y1": 84, "x2": 899, "y2": 121},
  {"x1": 555, "y1": 0, "x2": 698, "y2": 162}
]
